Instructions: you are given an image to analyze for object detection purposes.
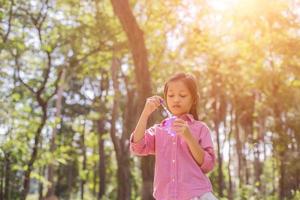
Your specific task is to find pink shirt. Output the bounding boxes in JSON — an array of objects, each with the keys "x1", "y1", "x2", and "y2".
[{"x1": 130, "y1": 114, "x2": 216, "y2": 200}]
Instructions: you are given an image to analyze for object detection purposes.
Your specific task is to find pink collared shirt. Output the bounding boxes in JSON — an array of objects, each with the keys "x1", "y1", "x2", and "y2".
[{"x1": 130, "y1": 114, "x2": 216, "y2": 200}]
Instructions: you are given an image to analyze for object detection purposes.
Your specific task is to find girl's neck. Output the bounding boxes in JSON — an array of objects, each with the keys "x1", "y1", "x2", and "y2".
[{"x1": 173, "y1": 112, "x2": 189, "y2": 117}]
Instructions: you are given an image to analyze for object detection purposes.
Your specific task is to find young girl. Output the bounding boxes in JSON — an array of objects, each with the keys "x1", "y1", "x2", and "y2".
[{"x1": 130, "y1": 73, "x2": 218, "y2": 200}]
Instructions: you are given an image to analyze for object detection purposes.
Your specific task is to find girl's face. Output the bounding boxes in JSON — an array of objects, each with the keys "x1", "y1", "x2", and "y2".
[{"x1": 166, "y1": 80, "x2": 193, "y2": 116}]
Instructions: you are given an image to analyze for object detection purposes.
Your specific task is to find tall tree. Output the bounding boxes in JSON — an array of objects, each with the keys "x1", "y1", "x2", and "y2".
[{"x1": 110, "y1": 0, "x2": 154, "y2": 199}]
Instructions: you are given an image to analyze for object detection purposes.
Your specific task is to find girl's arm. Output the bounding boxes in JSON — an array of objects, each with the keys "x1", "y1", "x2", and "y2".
[
  {"x1": 133, "y1": 96, "x2": 162, "y2": 142},
  {"x1": 185, "y1": 129, "x2": 215, "y2": 173},
  {"x1": 184, "y1": 133, "x2": 205, "y2": 165},
  {"x1": 132, "y1": 109, "x2": 150, "y2": 142},
  {"x1": 173, "y1": 120, "x2": 215, "y2": 173},
  {"x1": 132, "y1": 95, "x2": 162, "y2": 142}
]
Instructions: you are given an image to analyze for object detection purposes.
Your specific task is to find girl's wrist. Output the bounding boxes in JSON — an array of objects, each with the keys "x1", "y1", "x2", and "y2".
[
  {"x1": 141, "y1": 109, "x2": 151, "y2": 118},
  {"x1": 183, "y1": 129, "x2": 194, "y2": 142}
]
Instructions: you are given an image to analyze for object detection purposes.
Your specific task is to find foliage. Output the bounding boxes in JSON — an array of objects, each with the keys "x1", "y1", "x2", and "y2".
[{"x1": 0, "y1": 0, "x2": 299, "y2": 199}]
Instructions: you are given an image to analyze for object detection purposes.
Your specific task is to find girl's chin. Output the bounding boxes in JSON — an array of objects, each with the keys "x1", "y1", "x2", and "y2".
[
  {"x1": 170, "y1": 108, "x2": 189, "y2": 116},
  {"x1": 172, "y1": 112, "x2": 187, "y2": 116}
]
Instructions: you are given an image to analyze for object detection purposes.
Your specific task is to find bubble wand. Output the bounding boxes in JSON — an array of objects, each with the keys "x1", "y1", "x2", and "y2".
[
  {"x1": 160, "y1": 99, "x2": 176, "y2": 136},
  {"x1": 159, "y1": 99, "x2": 173, "y2": 118}
]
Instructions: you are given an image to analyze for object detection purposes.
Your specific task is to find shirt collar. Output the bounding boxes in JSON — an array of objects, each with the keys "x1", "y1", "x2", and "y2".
[{"x1": 179, "y1": 113, "x2": 195, "y2": 122}]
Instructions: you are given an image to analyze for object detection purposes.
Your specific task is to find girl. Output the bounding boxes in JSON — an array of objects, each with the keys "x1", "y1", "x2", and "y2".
[{"x1": 130, "y1": 72, "x2": 218, "y2": 200}]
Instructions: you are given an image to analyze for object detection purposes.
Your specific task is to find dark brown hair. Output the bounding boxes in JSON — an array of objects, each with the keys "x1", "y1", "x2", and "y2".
[{"x1": 163, "y1": 72, "x2": 199, "y2": 120}]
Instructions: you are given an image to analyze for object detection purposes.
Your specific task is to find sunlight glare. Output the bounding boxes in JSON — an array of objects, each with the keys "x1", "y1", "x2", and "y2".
[{"x1": 209, "y1": 0, "x2": 239, "y2": 11}]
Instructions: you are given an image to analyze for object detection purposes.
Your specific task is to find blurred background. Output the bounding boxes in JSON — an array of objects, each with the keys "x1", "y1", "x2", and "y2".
[{"x1": 0, "y1": 0, "x2": 299, "y2": 199}]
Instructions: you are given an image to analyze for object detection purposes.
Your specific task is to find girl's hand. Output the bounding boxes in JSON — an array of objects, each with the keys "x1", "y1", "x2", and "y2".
[
  {"x1": 172, "y1": 118, "x2": 192, "y2": 141},
  {"x1": 143, "y1": 95, "x2": 163, "y2": 116}
]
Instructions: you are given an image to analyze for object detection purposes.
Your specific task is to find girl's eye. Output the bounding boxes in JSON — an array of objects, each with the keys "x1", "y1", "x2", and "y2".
[
  {"x1": 180, "y1": 95, "x2": 187, "y2": 98},
  {"x1": 168, "y1": 95, "x2": 174, "y2": 98}
]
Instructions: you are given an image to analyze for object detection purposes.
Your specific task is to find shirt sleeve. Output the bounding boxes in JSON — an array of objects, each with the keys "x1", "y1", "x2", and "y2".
[
  {"x1": 129, "y1": 125, "x2": 157, "y2": 156},
  {"x1": 199, "y1": 124, "x2": 216, "y2": 173}
]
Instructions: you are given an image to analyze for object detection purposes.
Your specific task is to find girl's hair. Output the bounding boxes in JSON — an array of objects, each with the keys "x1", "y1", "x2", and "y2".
[{"x1": 163, "y1": 72, "x2": 199, "y2": 120}]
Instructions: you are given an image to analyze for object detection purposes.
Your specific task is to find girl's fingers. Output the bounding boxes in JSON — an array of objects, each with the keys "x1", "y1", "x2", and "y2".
[
  {"x1": 172, "y1": 127, "x2": 184, "y2": 133},
  {"x1": 173, "y1": 122, "x2": 188, "y2": 129},
  {"x1": 155, "y1": 96, "x2": 163, "y2": 106},
  {"x1": 149, "y1": 96, "x2": 162, "y2": 107},
  {"x1": 174, "y1": 118, "x2": 185, "y2": 122},
  {"x1": 158, "y1": 96, "x2": 164, "y2": 103},
  {"x1": 173, "y1": 120, "x2": 186, "y2": 126}
]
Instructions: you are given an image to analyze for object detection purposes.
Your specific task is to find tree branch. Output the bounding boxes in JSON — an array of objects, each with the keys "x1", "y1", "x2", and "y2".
[
  {"x1": 37, "y1": 50, "x2": 52, "y2": 95},
  {"x1": 14, "y1": 55, "x2": 36, "y2": 94},
  {"x1": 47, "y1": 67, "x2": 64, "y2": 101},
  {"x1": 2, "y1": 0, "x2": 14, "y2": 43}
]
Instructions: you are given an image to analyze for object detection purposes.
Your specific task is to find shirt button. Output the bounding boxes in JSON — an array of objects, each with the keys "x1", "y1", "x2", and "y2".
[
  {"x1": 173, "y1": 142, "x2": 176, "y2": 145},
  {"x1": 172, "y1": 178, "x2": 175, "y2": 182},
  {"x1": 172, "y1": 159, "x2": 175, "y2": 163}
]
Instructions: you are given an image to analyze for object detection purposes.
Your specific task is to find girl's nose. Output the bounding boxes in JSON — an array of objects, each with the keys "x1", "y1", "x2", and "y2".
[{"x1": 174, "y1": 96, "x2": 180, "y2": 102}]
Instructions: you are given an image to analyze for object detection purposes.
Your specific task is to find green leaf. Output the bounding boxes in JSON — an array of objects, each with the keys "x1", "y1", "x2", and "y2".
[
  {"x1": 56, "y1": 158, "x2": 67, "y2": 165},
  {"x1": 12, "y1": 93, "x2": 21, "y2": 101}
]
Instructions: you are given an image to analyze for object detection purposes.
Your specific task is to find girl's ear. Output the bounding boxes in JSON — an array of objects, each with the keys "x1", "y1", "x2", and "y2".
[
  {"x1": 193, "y1": 95, "x2": 199, "y2": 105},
  {"x1": 192, "y1": 98, "x2": 196, "y2": 105},
  {"x1": 195, "y1": 93, "x2": 200, "y2": 104}
]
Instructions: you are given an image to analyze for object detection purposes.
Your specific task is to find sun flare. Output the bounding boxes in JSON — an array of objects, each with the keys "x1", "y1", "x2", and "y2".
[{"x1": 209, "y1": 0, "x2": 239, "y2": 11}]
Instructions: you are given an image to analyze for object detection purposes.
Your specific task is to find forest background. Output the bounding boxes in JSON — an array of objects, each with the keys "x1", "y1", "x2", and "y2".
[{"x1": 0, "y1": 0, "x2": 299, "y2": 199}]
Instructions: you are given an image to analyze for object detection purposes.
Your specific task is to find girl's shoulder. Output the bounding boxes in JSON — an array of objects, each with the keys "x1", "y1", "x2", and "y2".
[
  {"x1": 191, "y1": 120, "x2": 212, "y2": 133},
  {"x1": 192, "y1": 119, "x2": 208, "y2": 127}
]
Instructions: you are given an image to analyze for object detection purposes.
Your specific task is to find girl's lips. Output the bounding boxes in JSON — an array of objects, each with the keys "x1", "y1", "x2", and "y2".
[{"x1": 173, "y1": 105, "x2": 181, "y2": 108}]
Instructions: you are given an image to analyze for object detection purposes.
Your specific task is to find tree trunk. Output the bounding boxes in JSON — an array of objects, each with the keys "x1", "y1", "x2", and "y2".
[
  {"x1": 17, "y1": 42, "x2": 62, "y2": 200},
  {"x1": 80, "y1": 119, "x2": 87, "y2": 200},
  {"x1": 93, "y1": 163, "x2": 97, "y2": 197},
  {"x1": 38, "y1": 167, "x2": 45, "y2": 200},
  {"x1": 227, "y1": 108, "x2": 234, "y2": 200},
  {"x1": 116, "y1": 150, "x2": 131, "y2": 200},
  {"x1": 110, "y1": 57, "x2": 131, "y2": 200},
  {"x1": 234, "y1": 109, "x2": 243, "y2": 188},
  {"x1": 4, "y1": 153, "x2": 10, "y2": 200},
  {"x1": 279, "y1": 156, "x2": 286, "y2": 199},
  {"x1": 46, "y1": 68, "x2": 66, "y2": 198},
  {"x1": 0, "y1": 158, "x2": 3, "y2": 200},
  {"x1": 21, "y1": 106, "x2": 47, "y2": 200},
  {"x1": 97, "y1": 119, "x2": 106, "y2": 199},
  {"x1": 96, "y1": 70, "x2": 109, "y2": 199},
  {"x1": 66, "y1": 164, "x2": 73, "y2": 200},
  {"x1": 211, "y1": 75, "x2": 225, "y2": 197},
  {"x1": 272, "y1": 84, "x2": 285, "y2": 199},
  {"x1": 254, "y1": 144, "x2": 262, "y2": 191},
  {"x1": 110, "y1": 0, "x2": 152, "y2": 102},
  {"x1": 110, "y1": 1, "x2": 154, "y2": 199},
  {"x1": 214, "y1": 122, "x2": 224, "y2": 197}
]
